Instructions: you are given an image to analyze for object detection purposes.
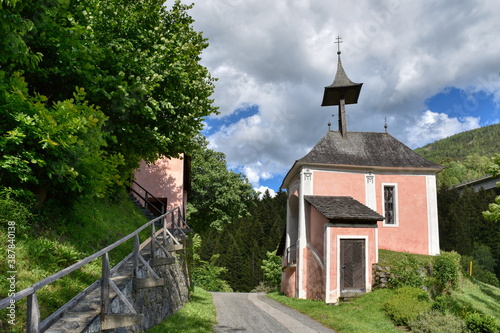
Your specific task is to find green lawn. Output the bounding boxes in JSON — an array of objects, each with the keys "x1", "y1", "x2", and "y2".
[
  {"x1": 450, "y1": 277, "x2": 500, "y2": 326},
  {"x1": 267, "y1": 289, "x2": 401, "y2": 333},
  {"x1": 148, "y1": 287, "x2": 216, "y2": 333}
]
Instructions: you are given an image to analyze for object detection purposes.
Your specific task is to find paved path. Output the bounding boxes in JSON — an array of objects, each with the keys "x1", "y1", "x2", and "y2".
[{"x1": 211, "y1": 292, "x2": 335, "y2": 333}]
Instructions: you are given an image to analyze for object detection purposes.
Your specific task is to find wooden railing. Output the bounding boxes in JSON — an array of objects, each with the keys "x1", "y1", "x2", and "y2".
[
  {"x1": 129, "y1": 180, "x2": 166, "y2": 217},
  {"x1": 0, "y1": 206, "x2": 189, "y2": 332}
]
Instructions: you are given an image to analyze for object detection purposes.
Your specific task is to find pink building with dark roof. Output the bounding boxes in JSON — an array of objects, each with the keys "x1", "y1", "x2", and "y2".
[
  {"x1": 278, "y1": 41, "x2": 442, "y2": 303},
  {"x1": 132, "y1": 155, "x2": 190, "y2": 219}
]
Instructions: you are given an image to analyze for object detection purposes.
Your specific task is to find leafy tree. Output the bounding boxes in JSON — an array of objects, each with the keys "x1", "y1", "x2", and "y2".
[
  {"x1": 17, "y1": 0, "x2": 217, "y2": 172},
  {"x1": 0, "y1": 71, "x2": 123, "y2": 201},
  {"x1": 438, "y1": 188, "x2": 474, "y2": 256},
  {"x1": 187, "y1": 135, "x2": 255, "y2": 232},
  {"x1": 0, "y1": 2, "x2": 39, "y2": 71},
  {"x1": 439, "y1": 184, "x2": 500, "y2": 282},
  {"x1": 261, "y1": 250, "x2": 282, "y2": 290},
  {"x1": 1, "y1": 0, "x2": 217, "y2": 200},
  {"x1": 189, "y1": 233, "x2": 232, "y2": 292}
]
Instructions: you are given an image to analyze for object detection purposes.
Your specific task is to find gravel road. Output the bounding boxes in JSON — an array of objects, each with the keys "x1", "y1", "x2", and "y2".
[{"x1": 211, "y1": 292, "x2": 335, "y2": 333}]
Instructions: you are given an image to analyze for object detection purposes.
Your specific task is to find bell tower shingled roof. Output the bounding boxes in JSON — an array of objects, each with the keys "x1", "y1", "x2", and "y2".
[{"x1": 321, "y1": 37, "x2": 362, "y2": 138}]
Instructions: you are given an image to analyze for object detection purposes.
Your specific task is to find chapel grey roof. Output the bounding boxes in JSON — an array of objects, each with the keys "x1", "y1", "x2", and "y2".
[
  {"x1": 305, "y1": 195, "x2": 384, "y2": 222},
  {"x1": 299, "y1": 131, "x2": 443, "y2": 169}
]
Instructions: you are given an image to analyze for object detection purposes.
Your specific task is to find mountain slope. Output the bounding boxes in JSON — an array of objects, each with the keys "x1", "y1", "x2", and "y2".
[{"x1": 415, "y1": 123, "x2": 500, "y2": 164}]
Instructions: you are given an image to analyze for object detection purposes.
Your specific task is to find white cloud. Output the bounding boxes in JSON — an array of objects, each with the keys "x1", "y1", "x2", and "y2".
[
  {"x1": 254, "y1": 186, "x2": 277, "y2": 199},
  {"x1": 405, "y1": 110, "x2": 480, "y2": 148},
  {"x1": 183, "y1": 0, "x2": 500, "y2": 189}
]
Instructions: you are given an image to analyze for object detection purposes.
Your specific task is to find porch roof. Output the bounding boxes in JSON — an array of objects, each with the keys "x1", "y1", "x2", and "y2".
[{"x1": 305, "y1": 195, "x2": 384, "y2": 222}]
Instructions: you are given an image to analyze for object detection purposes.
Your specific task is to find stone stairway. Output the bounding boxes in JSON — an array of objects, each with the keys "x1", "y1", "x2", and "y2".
[
  {"x1": 45, "y1": 233, "x2": 189, "y2": 333},
  {"x1": 128, "y1": 193, "x2": 157, "y2": 221}
]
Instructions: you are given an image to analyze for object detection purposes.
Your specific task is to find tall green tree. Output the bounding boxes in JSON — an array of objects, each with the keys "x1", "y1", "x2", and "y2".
[
  {"x1": 18, "y1": 0, "x2": 217, "y2": 171},
  {"x1": 187, "y1": 135, "x2": 255, "y2": 232},
  {"x1": 439, "y1": 185, "x2": 500, "y2": 282},
  {"x1": 1, "y1": 0, "x2": 217, "y2": 200}
]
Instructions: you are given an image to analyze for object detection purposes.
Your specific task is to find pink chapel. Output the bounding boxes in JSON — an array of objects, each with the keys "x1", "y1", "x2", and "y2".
[{"x1": 277, "y1": 42, "x2": 443, "y2": 303}]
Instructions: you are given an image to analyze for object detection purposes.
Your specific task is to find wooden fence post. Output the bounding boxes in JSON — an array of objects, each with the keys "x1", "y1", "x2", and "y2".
[
  {"x1": 134, "y1": 235, "x2": 140, "y2": 277},
  {"x1": 27, "y1": 293, "x2": 40, "y2": 333},
  {"x1": 151, "y1": 223, "x2": 156, "y2": 259},
  {"x1": 101, "y1": 253, "x2": 110, "y2": 322}
]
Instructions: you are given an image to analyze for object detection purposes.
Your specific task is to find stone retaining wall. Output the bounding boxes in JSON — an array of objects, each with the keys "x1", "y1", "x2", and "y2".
[{"x1": 372, "y1": 264, "x2": 392, "y2": 289}]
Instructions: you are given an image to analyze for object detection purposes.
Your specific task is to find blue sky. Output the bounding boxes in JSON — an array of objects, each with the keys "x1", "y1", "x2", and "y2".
[{"x1": 181, "y1": 0, "x2": 500, "y2": 196}]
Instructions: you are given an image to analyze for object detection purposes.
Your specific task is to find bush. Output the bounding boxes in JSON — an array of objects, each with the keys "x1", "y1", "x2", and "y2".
[
  {"x1": 434, "y1": 252, "x2": 460, "y2": 294},
  {"x1": 191, "y1": 254, "x2": 233, "y2": 292},
  {"x1": 464, "y1": 312, "x2": 499, "y2": 333},
  {"x1": 473, "y1": 270, "x2": 500, "y2": 288},
  {"x1": 383, "y1": 286, "x2": 431, "y2": 326},
  {"x1": 261, "y1": 251, "x2": 282, "y2": 290},
  {"x1": 0, "y1": 72, "x2": 124, "y2": 200},
  {"x1": 0, "y1": 189, "x2": 33, "y2": 233},
  {"x1": 409, "y1": 310, "x2": 467, "y2": 333},
  {"x1": 251, "y1": 281, "x2": 275, "y2": 293},
  {"x1": 389, "y1": 253, "x2": 430, "y2": 289},
  {"x1": 431, "y1": 295, "x2": 450, "y2": 314}
]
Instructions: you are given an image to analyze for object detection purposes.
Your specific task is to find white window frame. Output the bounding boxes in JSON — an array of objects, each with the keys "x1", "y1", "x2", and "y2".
[{"x1": 382, "y1": 183, "x2": 399, "y2": 227}]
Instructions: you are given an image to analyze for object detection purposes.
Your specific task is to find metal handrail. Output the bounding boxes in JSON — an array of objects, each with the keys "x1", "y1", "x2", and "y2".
[
  {"x1": 286, "y1": 245, "x2": 297, "y2": 266},
  {"x1": 0, "y1": 206, "x2": 188, "y2": 332},
  {"x1": 130, "y1": 180, "x2": 166, "y2": 216}
]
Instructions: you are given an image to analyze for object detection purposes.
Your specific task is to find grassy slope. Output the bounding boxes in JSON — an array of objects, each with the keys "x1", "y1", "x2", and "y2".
[
  {"x1": 0, "y1": 190, "x2": 148, "y2": 332},
  {"x1": 148, "y1": 287, "x2": 216, "y2": 333},
  {"x1": 451, "y1": 277, "x2": 500, "y2": 325}
]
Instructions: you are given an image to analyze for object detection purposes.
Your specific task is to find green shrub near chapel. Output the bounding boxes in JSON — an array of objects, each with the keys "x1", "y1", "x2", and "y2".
[
  {"x1": 383, "y1": 286, "x2": 431, "y2": 326},
  {"x1": 409, "y1": 310, "x2": 467, "y2": 333},
  {"x1": 388, "y1": 252, "x2": 432, "y2": 289},
  {"x1": 434, "y1": 251, "x2": 460, "y2": 294},
  {"x1": 464, "y1": 312, "x2": 500, "y2": 333}
]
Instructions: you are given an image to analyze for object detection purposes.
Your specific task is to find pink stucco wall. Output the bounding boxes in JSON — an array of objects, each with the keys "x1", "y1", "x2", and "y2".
[
  {"x1": 313, "y1": 170, "x2": 431, "y2": 255},
  {"x1": 376, "y1": 175, "x2": 429, "y2": 255},
  {"x1": 314, "y1": 171, "x2": 365, "y2": 202},
  {"x1": 306, "y1": 206, "x2": 328, "y2": 300},
  {"x1": 281, "y1": 266, "x2": 296, "y2": 297},
  {"x1": 306, "y1": 246, "x2": 325, "y2": 300},
  {"x1": 133, "y1": 156, "x2": 185, "y2": 212},
  {"x1": 309, "y1": 206, "x2": 325, "y2": 262}
]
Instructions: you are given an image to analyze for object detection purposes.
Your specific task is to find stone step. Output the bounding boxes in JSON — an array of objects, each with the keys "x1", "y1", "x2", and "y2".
[
  {"x1": 133, "y1": 277, "x2": 165, "y2": 289},
  {"x1": 165, "y1": 244, "x2": 184, "y2": 251},
  {"x1": 151, "y1": 257, "x2": 176, "y2": 267},
  {"x1": 102, "y1": 314, "x2": 144, "y2": 330}
]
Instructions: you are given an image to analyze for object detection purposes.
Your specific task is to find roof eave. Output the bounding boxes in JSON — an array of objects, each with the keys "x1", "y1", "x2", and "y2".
[
  {"x1": 282, "y1": 160, "x2": 443, "y2": 190},
  {"x1": 298, "y1": 162, "x2": 444, "y2": 174}
]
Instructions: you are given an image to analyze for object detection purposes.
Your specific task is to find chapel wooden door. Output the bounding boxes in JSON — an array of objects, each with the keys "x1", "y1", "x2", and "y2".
[{"x1": 340, "y1": 239, "x2": 366, "y2": 295}]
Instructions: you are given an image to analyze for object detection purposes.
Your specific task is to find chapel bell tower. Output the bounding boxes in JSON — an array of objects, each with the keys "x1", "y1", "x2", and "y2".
[{"x1": 321, "y1": 37, "x2": 363, "y2": 138}]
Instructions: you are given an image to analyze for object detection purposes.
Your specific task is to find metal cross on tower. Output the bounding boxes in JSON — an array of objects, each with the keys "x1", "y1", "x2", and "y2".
[{"x1": 335, "y1": 36, "x2": 343, "y2": 54}]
